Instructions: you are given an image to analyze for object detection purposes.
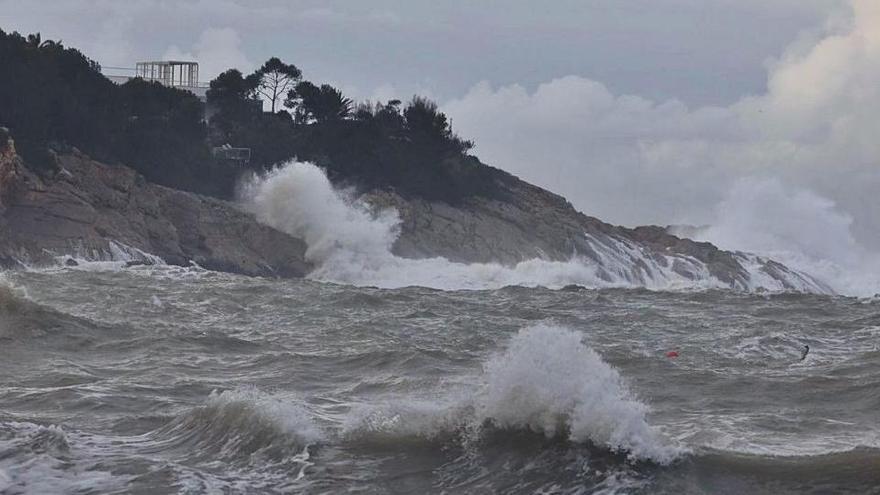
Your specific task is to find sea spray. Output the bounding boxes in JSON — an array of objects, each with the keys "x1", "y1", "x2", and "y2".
[
  {"x1": 242, "y1": 161, "x2": 826, "y2": 292},
  {"x1": 342, "y1": 324, "x2": 683, "y2": 464},
  {"x1": 239, "y1": 164, "x2": 400, "y2": 270},
  {"x1": 478, "y1": 324, "x2": 683, "y2": 463},
  {"x1": 692, "y1": 178, "x2": 880, "y2": 297},
  {"x1": 240, "y1": 162, "x2": 617, "y2": 289}
]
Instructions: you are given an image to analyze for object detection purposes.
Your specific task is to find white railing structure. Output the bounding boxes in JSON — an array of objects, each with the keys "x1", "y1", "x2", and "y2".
[{"x1": 101, "y1": 61, "x2": 209, "y2": 100}]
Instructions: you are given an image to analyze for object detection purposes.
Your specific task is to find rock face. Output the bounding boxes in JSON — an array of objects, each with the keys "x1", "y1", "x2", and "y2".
[
  {"x1": 0, "y1": 138, "x2": 311, "y2": 277},
  {"x1": 365, "y1": 174, "x2": 831, "y2": 292},
  {"x1": 0, "y1": 130, "x2": 831, "y2": 292}
]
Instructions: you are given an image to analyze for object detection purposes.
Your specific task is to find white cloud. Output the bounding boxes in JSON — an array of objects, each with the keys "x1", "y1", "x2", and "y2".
[
  {"x1": 2, "y1": 0, "x2": 841, "y2": 105},
  {"x1": 444, "y1": 0, "x2": 880, "y2": 251},
  {"x1": 162, "y1": 27, "x2": 253, "y2": 82}
]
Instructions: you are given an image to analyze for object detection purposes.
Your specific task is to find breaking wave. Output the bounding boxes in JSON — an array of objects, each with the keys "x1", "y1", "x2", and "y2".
[
  {"x1": 0, "y1": 276, "x2": 73, "y2": 340},
  {"x1": 0, "y1": 421, "x2": 117, "y2": 495},
  {"x1": 241, "y1": 161, "x2": 824, "y2": 292},
  {"x1": 477, "y1": 324, "x2": 681, "y2": 462},
  {"x1": 689, "y1": 178, "x2": 880, "y2": 297},
  {"x1": 343, "y1": 324, "x2": 683, "y2": 464},
  {"x1": 150, "y1": 388, "x2": 323, "y2": 461}
]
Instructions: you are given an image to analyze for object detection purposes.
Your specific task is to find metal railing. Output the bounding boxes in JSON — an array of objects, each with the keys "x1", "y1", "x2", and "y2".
[{"x1": 100, "y1": 66, "x2": 210, "y2": 89}]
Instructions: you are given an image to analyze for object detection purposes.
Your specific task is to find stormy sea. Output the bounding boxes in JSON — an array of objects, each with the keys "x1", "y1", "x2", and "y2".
[{"x1": 2, "y1": 164, "x2": 879, "y2": 494}]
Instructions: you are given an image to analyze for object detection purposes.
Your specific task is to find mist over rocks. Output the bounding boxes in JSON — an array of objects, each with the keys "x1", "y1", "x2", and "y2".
[
  {"x1": 0, "y1": 138, "x2": 311, "y2": 277},
  {"x1": 359, "y1": 172, "x2": 829, "y2": 291},
  {"x1": 0, "y1": 127, "x2": 829, "y2": 293}
]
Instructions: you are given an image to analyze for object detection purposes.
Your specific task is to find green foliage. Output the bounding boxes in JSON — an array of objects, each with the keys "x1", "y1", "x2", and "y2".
[
  {"x1": 286, "y1": 81, "x2": 353, "y2": 123},
  {"x1": 0, "y1": 30, "x2": 116, "y2": 171},
  {"x1": 403, "y1": 96, "x2": 474, "y2": 155},
  {"x1": 0, "y1": 29, "x2": 237, "y2": 196},
  {"x1": 206, "y1": 69, "x2": 257, "y2": 113},
  {"x1": 1, "y1": 30, "x2": 502, "y2": 204},
  {"x1": 215, "y1": 82, "x2": 495, "y2": 201},
  {"x1": 252, "y1": 57, "x2": 301, "y2": 113},
  {"x1": 207, "y1": 60, "x2": 498, "y2": 202}
]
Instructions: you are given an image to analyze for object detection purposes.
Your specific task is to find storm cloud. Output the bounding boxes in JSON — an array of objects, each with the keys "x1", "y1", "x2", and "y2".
[{"x1": 445, "y1": 0, "x2": 880, "y2": 255}]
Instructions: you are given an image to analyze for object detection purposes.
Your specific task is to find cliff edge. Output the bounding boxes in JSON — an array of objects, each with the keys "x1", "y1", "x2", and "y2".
[
  {"x1": 0, "y1": 132, "x2": 311, "y2": 277},
  {"x1": 364, "y1": 173, "x2": 831, "y2": 292}
]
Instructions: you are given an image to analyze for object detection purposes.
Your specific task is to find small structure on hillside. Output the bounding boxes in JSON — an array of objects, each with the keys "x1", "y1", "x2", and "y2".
[
  {"x1": 135, "y1": 61, "x2": 199, "y2": 88},
  {"x1": 212, "y1": 144, "x2": 251, "y2": 167},
  {"x1": 103, "y1": 61, "x2": 209, "y2": 100}
]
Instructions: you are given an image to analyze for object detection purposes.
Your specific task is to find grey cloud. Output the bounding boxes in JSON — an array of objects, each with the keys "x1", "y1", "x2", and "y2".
[
  {"x1": 1, "y1": 0, "x2": 842, "y2": 103},
  {"x1": 444, "y1": 0, "x2": 880, "y2": 252}
]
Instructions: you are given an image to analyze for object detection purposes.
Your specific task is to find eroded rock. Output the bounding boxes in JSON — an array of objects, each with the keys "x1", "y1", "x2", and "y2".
[{"x1": 0, "y1": 148, "x2": 311, "y2": 278}]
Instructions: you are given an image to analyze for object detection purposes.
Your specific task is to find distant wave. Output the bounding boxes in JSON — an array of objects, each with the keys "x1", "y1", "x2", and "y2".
[
  {"x1": 686, "y1": 178, "x2": 880, "y2": 297},
  {"x1": 0, "y1": 276, "x2": 69, "y2": 340},
  {"x1": 241, "y1": 161, "x2": 824, "y2": 293}
]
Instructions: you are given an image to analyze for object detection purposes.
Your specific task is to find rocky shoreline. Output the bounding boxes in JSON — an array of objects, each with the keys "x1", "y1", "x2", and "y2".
[
  {"x1": 0, "y1": 132, "x2": 830, "y2": 292},
  {"x1": 365, "y1": 175, "x2": 829, "y2": 292},
  {"x1": 0, "y1": 135, "x2": 311, "y2": 277}
]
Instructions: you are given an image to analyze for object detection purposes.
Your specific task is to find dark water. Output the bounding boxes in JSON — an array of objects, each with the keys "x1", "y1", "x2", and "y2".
[{"x1": 1, "y1": 266, "x2": 879, "y2": 494}]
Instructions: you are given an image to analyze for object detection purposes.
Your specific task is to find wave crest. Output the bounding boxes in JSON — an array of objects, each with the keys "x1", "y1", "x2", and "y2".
[
  {"x1": 242, "y1": 161, "x2": 827, "y2": 293},
  {"x1": 343, "y1": 324, "x2": 683, "y2": 464},
  {"x1": 478, "y1": 324, "x2": 683, "y2": 463},
  {"x1": 151, "y1": 388, "x2": 322, "y2": 462}
]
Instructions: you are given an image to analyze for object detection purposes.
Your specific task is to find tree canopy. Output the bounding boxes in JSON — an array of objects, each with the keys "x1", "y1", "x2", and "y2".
[
  {"x1": 286, "y1": 81, "x2": 353, "y2": 123},
  {"x1": 252, "y1": 57, "x2": 301, "y2": 113},
  {"x1": 0, "y1": 29, "x2": 234, "y2": 195},
  {"x1": 1, "y1": 31, "x2": 505, "y2": 204}
]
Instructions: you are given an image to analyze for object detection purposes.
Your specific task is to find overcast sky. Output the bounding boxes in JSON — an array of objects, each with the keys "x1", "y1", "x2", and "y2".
[
  {"x1": 1, "y1": 0, "x2": 845, "y2": 104},
  {"x1": 4, "y1": 1, "x2": 880, "y2": 265}
]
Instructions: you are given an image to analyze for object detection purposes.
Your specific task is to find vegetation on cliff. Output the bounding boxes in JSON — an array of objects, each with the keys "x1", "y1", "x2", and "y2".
[
  {"x1": 0, "y1": 29, "x2": 504, "y2": 202},
  {"x1": 0, "y1": 30, "x2": 234, "y2": 196}
]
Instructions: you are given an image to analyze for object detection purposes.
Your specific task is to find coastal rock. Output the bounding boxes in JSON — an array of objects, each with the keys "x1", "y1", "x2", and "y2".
[
  {"x1": 364, "y1": 174, "x2": 831, "y2": 292},
  {"x1": 0, "y1": 127, "x2": 18, "y2": 216},
  {"x1": 0, "y1": 131, "x2": 830, "y2": 292},
  {"x1": 0, "y1": 141, "x2": 311, "y2": 277}
]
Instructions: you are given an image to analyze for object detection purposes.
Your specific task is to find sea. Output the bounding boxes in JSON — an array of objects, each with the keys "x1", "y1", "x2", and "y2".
[{"x1": 1, "y1": 162, "x2": 879, "y2": 494}]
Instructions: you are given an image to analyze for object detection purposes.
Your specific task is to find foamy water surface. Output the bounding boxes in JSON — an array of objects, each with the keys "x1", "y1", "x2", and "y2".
[{"x1": 1, "y1": 266, "x2": 878, "y2": 494}]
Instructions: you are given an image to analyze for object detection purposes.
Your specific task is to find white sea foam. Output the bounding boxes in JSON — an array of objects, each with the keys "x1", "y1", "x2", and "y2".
[
  {"x1": 50, "y1": 240, "x2": 166, "y2": 272},
  {"x1": 341, "y1": 398, "x2": 471, "y2": 444},
  {"x1": 197, "y1": 388, "x2": 324, "y2": 447},
  {"x1": 0, "y1": 421, "x2": 118, "y2": 494},
  {"x1": 478, "y1": 324, "x2": 683, "y2": 463},
  {"x1": 342, "y1": 324, "x2": 684, "y2": 464},
  {"x1": 690, "y1": 178, "x2": 880, "y2": 297},
  {"x1": 242, "y1": 161, "x2": 823, "y2": 292}
]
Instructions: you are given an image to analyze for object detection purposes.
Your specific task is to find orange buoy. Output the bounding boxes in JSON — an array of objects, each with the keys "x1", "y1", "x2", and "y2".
[{"x1": 666, "y1": 351, "x2": 679, "y2": 358}]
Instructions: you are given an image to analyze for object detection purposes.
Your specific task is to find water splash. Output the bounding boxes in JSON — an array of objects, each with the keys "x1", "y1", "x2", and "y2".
[
  {"x1": 478, "y1": 324, "x2": 683, "y2": 463},
  {"x1": 341, "y1": 324, "x2": 684, "y2": 464},
  {"x1": 691, "y1": 178, "x2": 880, "y2": 297},
  {"x1": 242, "y1": 161, "x2": 826, "y2": 292}
]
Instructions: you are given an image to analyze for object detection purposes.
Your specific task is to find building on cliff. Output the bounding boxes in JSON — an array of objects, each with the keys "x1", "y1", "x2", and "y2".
[{"x1": 103, "y1": 61, "x2": 209, "y2": 101}]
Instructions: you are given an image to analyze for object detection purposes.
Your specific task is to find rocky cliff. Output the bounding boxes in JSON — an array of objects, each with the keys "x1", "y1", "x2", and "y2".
[
  {"x1": 0, "y1": 134, "x2": 311, "y2": 277},
  {"x1": 0, "y1": 129, "x2": 831, "y2": 292},
  {"x1": 365, "y1": 174, "x2": 831, "y2": 292}
]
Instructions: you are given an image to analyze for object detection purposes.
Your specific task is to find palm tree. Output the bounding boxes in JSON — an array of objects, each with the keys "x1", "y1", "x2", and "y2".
[
  {"x1": 316, "y1": 84, "x2": 352, "y2": 121},
  {"x1": 286, "y1": 82, "x2": 352, "y2": 122},
  {"x1": 25, "y1": 32, "x2": 41, "y2": 48},
  {"x1": 25, "y1": 33, "x2": 63, "y2": 50}
]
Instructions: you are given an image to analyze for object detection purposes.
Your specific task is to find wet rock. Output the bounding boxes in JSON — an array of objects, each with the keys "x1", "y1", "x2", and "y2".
[
  {"x1": 64, "y1": 258, "x2": 79, "y2": 267},
  {"x1": 561, "y1": 284, "x2": 589, "y2": 292},
  {"x1": 362, "y1": 173, "x2": 828, "y2": 292},
  {"x1": 0, "y1": 149, "x2": 311, "y2": 278}
]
